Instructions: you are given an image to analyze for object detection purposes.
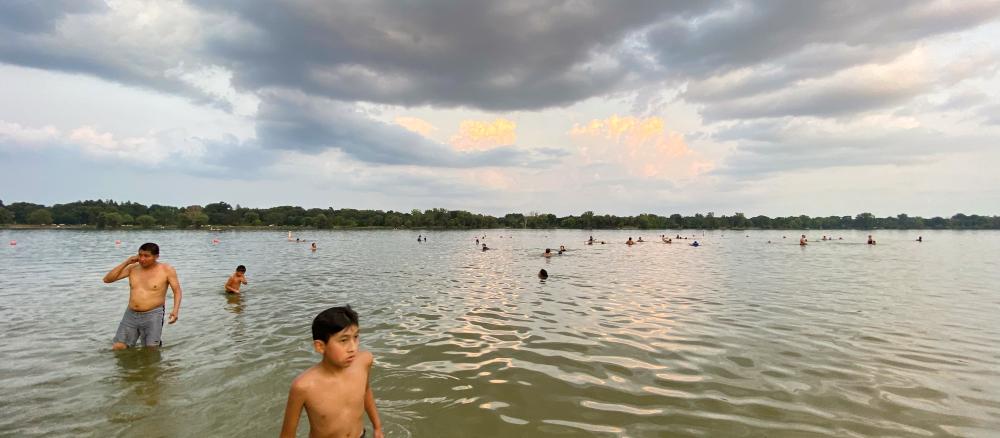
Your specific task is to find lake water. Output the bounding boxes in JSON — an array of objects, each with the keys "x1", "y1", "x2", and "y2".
[{"x1": 1, "y1": 229, "x2": 999, "y2": 437}]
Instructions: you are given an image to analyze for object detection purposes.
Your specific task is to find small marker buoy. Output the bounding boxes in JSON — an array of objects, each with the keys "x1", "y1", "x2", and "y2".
[
  {"x1": 115, "y1": 240, "x2": 121, "y2": 245},
  {"x1": 212, "y1": 239, "x2": 220, "y2": 244},
  {"x1": 9, "y1": 240, "x2": 15, "y2": 246}
]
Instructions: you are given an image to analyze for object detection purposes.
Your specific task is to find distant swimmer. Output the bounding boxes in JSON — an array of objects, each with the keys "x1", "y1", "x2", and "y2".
[
  {"x1": 417, "y1": 235, "x2": 422, "y2": 242},
  {"x1": 626, "y1": 237, "x2": 635, "y2": 246},
  {"x1": 800, "y1": 235, "x2": 808, "y2": 246},
  {"x1": 662, "y1": 236, "x2": 672, "y2": 244},
  {"x1": 543, "y1": 248, "x2": 553, "y2": 257},
  {"x1": 637, "y1": 237, "x2": 645, "y2": 242},
  {"x1": 588, "y1": 236, "x2": 594, "y2": 244},
  {"x1": 559, "y1": 245, "x2": 566, "y2": 253},
  {"x1": 311, "y1": 242, "x2": 317, "y2": 251},
  {"x1": 821, "y1": 236, "x2": 827, "y2": 241},
  {"x1": 103, "y1": 242, "x2": 182, "y2": 350},
  {"x1": 482, "y1": 243, "x2": 490, "y2": 251},
  {"x1": 690, "y1": 241, "x2": 700, "y2": 247},
  {"x1": 917, "y1": 236, "x2": 923, "y2": 242},
  {"x1": 867, "y1": 235, "x2": 876, "y2": 245},
  {"x1": 475, "y1": 238, "x2": 480, "y2": 245},
  {"x1": 538, "y1": 269, "x2": 548, "y2": 279},
  {"x1": 225, "y1": 265, "x2": 248, "y2": 294}
]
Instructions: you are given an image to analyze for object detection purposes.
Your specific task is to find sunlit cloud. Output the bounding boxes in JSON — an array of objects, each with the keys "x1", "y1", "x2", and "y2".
[
  {"x1": 571, "y1": 115, "x2": 691, "y2": 158},
  {"x1": 394, "y1": 116, "x2": 438, "y2": 137},
  {"x1": 450, "y1": 118, "x2": 517, "y2": 151},
  {"x1": 69, "y1": 126, "x2": 169, "y2": 164},
  {"x1": 570, "y1": 115, "x2": 696, "y2": 178},
  {"x1": 0, "y1": 120, "x2": 61, "y2": 146}
]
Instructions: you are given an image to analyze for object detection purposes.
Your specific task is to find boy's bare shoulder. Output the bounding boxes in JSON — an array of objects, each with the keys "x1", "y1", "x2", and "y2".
[
  {"x1": 360, "y1": 350, "x2": 374, "y2": 367},
  {"x1": 290, "y1": 365, "x2": 322, "y2": 391}
]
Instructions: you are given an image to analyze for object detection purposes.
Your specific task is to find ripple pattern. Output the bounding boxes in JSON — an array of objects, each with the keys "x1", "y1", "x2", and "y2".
[{"x1": 1, "y1": 229, "x2": 999, "y2": 437}]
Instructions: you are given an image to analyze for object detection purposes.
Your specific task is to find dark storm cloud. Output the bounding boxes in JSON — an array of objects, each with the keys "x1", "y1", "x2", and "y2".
[
  {"x1": 646, "y1": 0, "x2": 1000, "y2": 77},
  {"x1": 191, "y1": 0, "x2": 714, "y2": 110},
  {"x1": 255, "y1": 91, "x2": 564, "y2": 167},
  {"x1": 0, "y1": 0, "x2": 105, "y2": 33},
  {"x1": 648, "y1": 0, "x2": 1000, "y2": 119}
]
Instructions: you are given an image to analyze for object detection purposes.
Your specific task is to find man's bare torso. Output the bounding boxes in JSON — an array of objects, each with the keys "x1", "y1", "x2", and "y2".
[{"x1": 128, "y1": 263, "x2": 171, "y2": 311}]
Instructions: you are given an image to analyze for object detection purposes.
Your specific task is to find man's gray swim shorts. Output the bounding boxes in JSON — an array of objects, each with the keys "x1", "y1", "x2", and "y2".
[{"x1": 113, "y1": 306, "x2": 165, "y2": 347}]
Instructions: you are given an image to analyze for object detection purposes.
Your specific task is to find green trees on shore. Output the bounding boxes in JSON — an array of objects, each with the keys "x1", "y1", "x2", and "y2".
[{"x1": 0, "y1": 199, "x2": 997, "y2": 229}]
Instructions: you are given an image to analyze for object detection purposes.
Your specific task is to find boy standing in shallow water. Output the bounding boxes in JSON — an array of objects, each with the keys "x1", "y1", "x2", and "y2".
[
  {"x1": 103, "y1": 242, "x2": 182, "y2": 350},
  {"x1": 225, "y1": 265, "x2": 248, "y2": 294},
  {"x1": 280, "y1": 306, "x2": 383, "y2": 438}
]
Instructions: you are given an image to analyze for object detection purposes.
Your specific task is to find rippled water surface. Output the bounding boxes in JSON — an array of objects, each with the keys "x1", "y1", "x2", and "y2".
[{"x1": 2, "y1": 229, "x2": 999, "y2": 437}]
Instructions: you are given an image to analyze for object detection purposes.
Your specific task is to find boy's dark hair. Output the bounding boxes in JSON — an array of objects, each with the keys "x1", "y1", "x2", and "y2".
[
  {"x1": 138, "y1": 242, "x2": 159, "y2": 255},
  {"x1": 236, "y1": 265, "x2": 246, "y2": 272},
  {"x1": 312, "y1": 306, "x2": 359, "y2": 342}
]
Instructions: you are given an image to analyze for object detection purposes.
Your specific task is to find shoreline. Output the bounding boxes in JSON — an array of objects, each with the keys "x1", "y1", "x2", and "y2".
[{"x1": 1, "y1": 224, "x2": 989, "y2": 231}]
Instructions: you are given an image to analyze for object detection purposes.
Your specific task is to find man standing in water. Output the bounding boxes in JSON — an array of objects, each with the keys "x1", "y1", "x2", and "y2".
[{"x1": 103, "y1": 242, "x2": 182, "y2": 350}]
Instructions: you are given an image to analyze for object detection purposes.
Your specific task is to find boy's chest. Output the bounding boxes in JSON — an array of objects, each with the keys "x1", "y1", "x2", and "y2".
[{"x1": 310, "y1": 373, "x2": 367, "y2": 407}]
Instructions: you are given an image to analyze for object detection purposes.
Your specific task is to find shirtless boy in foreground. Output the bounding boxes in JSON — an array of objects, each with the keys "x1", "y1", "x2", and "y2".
[
  {"x1": 281, "y1": 306, "x2": 383, "y2": 438},
  {"x1": 103, "y1": 242, "x2": 182, "y2": 350},
  {"x1": 225, "y1": 265, "x2": 248, "y2": 294}
]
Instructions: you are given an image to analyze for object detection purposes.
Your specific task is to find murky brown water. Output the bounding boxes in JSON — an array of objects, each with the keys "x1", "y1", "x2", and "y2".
[{"x1": 1, "y1": 229, "x2": 999, "y2": 437}]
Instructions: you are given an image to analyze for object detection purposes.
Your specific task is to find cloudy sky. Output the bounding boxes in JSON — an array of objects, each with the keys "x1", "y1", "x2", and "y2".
[{"x1": 2, "y1": 0, "x2": 999, "y2": 217}]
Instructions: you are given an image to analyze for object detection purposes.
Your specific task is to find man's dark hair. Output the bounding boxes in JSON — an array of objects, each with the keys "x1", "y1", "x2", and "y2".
[
  {"x1": 138, "y1": 242, "x2": 159, "y2": 255},
  {"x1": 312, "y1": 306, "x2": 359, "y2": 342},
  {"x1": 236, "y1": 265, "x2": 246, "y2": 272}
]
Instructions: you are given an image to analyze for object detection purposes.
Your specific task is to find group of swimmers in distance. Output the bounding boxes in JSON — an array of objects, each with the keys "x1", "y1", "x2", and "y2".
[
  {"x1": 105, "y1": 243, "x2": 384, "y2": 437},
  {"x1": 290, "y1": 232, "x2": 319, "y2": 251}
]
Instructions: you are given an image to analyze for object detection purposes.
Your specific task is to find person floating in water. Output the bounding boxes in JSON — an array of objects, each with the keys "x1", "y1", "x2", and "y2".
[
  {"x1": 311, "y1": 242, "x2": 317, "y2": 251},
  {"x1": 588, "y1": 236, "x2": 594, "y2": 244},
  {"x1": 867, "y1": 235, "x2": 876, "y2": 245},
  {"x1": 543, "y1": 248, "x2": 553, "y2": 257},
  {"x1": 481, "y1": 243, "x2": 490, "y2": 251},
  {"x1": 662, "y1": 236, "x2": 672, "y2": 243},
  {"x1": 475, "y1": 238, "x2": 480, "y2": 245},
  {"x1": 538, "y1": 269, "x2": 548, "y2": 279},
  {"x1": 417, "y1": 235, "x2": 422, "y2": 242},
  {"x1": 280, "y1": 306, "x2": 383, "y2": 438},
  {"x1": 916, "y1": 236, "x2": 922, "y2": 242},
  {"x1": 690, "y1": 240, "x2": 700, "y2": 247},
  {"x1": 637, "y1": 237, "x2": 644, "y2": 242},
  {"x1": 102, "y1": 242, "x2": 182, "y2": 350},
  {"x1": 558, "y1": 245, "x2": 566, "y2": 254},
  {"x1": 626, "y1": 237, "x2": 635, "y2": 246},
  {"x1": 225, "y1": 265, "x2": 248, "y2": 294},
  {"x1": 799, "y1": 235, "x2": 808, "y2": 246}
]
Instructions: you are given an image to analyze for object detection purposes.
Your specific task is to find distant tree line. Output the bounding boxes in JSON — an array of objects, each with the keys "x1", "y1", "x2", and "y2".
[{"x1": 0, "y1": 200, "x2": 997, "y2": 230}]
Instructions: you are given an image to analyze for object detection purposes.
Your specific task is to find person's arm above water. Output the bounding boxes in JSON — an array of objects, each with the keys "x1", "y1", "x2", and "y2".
[
  {"x1": 103, "y1": 255, "x2": 138, "y2": 283},
  {"x1": 166, "y1": 265, "x2": 182, "y2": 324},
  {"x1": 364, "y1": 354, "x2": 384, "y2": 438},
  {"x1": 279, "y1": 381, "x2": 306, "y2": 438}
]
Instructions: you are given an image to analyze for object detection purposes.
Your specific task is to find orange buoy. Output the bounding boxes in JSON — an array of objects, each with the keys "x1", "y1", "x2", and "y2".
[
  {"x1": 9, "y1": 240, "x2": 15, "y2": 246},
  {"x1": 115, "y1": 240, "x2": 121, "y2": 245}
]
